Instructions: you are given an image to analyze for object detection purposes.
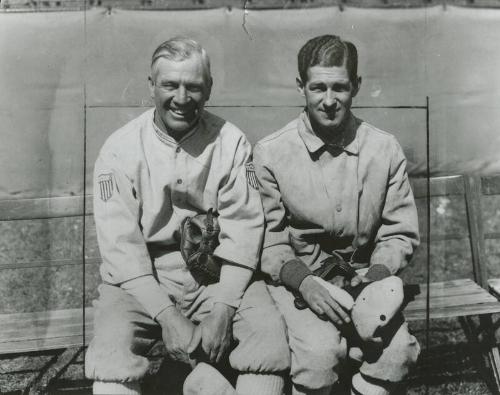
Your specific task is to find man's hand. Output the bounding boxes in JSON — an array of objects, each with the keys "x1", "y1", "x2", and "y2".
[
  {"x1": 156, "y1": 307, "x2": 196, "y2": 365},
  {"x1": 187, "y1": 303, "x2": 236, "y2": 364},
  {"x1": 299, "y1": 275, "x2": 351, "y2": 325}
]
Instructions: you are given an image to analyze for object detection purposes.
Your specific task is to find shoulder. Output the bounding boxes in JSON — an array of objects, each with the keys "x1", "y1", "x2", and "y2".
[
  {"x1": 356, "y1": 118, "x2": 401, "y2": 152},
  {"x1": 97, "y1": 109, "x2": 153, "y2": 167},
  {"x1": 100, "y1": 109, "x2": 153, "y2": 156},
  {"x1": 254, "y1": 118, "x2": 299, "y2": 160},
  {"x1": 202, "y1": 110, "x2": 251, "y2": 153}
]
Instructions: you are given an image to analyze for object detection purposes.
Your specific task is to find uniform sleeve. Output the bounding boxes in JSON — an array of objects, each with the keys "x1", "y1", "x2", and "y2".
[
  {"x1": 213, "y1": 135, "x2": 264, "y2": 271},
  {"x1": 253, "y1": 143, "x2": 297, "y2": 283},
  {"x1": 94, "y1": 151, "x2": 173, "y2": 318},
  {"x1": 370, "y1": 139, "x2": 420, "y2": 275}
]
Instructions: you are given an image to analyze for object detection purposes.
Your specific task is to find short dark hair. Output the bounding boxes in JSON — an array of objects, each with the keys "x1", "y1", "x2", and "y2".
[{"x1": 297, "y1": 35, "x2": 358, "y2": 84}]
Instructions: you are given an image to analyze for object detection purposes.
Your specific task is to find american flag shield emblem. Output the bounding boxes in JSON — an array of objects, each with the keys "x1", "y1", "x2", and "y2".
[
  {"x1": 98, "y1": 173, "x2": 114, "y2": 202},
  {"x1": 245, "y1": 162, "x2": 259, "y2": 190}
]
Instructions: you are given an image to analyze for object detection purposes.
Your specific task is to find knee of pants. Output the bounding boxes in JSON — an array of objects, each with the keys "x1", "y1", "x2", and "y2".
[
  {"x1": 85, "y1": 303, "x2": 153, "y2": 381},
  {"x1": 360, "y1": 323, "x2": 420, "y2": 383},
  {"x1": 230, "y1": 304, "x2": 291, "y2": 373},
  {"x1": 290, "y1": 325, "x2": 347, "y2": 389}
]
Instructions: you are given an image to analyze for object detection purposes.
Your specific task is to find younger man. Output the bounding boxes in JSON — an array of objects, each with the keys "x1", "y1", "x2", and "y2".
[{"x1": 254, "y1": 34, "x2": 421, "y2": 395}]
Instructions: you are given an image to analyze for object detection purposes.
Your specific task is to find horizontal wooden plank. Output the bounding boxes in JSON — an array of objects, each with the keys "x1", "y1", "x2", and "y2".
[
  {"x1": 0, "y1": 257, "x2": 101, "y2": 270},
  {"x1": 410, "y1": 175, "x2": 464, "y2": 199},
  {"x1": 0, "y1": 174, "x2": 496, "y2": 221},
  {"x1": 0, "y1": 196, "x2": 93, "y2": 221},
  {"x1": 1, "y1": 279, "x2": 500, "y2": 354},
  {"x1": 405, "y1": 278, "x2": 500, "y2": 321},
  {"x1": 0, "y1": 308, "x2": 94, "y2": 354}
]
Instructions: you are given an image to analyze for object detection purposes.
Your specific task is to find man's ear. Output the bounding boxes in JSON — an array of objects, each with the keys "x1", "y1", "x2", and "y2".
[
  {"x1": 296, "y1": 77, "x2": 305, "y2": 97},
  {"x1": 148, "y1": 76, "x2": 155, "y2": 99},
  {"x1": 205, "y1": 77, "x2": 213, "y2": 102},
  {"x1": 352, "y1": 76, "x2": 362, "y2": 98}
]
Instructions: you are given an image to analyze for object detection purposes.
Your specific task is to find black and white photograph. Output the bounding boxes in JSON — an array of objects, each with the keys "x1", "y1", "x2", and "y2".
[{"x1": 1, "y1": 1, "x2": 500, "y2": 394}]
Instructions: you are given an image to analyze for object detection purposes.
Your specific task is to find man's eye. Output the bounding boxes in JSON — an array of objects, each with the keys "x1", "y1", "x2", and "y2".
[
  {"x1": 309, "y1": 85, "x2": 324, "y2": 92},
  {"x1": 188, "y1": 85, "x2": 203, "y2": 93},
  {"x1": 334, "y1": 84, "x2": 350, "y2": 92},
  {"x1": 161, "y1": 83, "x2": 176, "y2": 90}
]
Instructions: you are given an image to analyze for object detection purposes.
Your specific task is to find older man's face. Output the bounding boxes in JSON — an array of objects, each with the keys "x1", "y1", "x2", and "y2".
[
  {"x1": 297, "y1": 63, "x2": 360, "y2": 137},
  {"x1": 149, "y1": 54, "x2": 211, "y2": 136}
]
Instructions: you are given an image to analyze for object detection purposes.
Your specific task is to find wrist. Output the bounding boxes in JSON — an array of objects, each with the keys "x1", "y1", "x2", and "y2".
[
  {"x1": 298, "y1": 274, "x2": 315, "y2": 294},
  {"x1": 365, "y1": 264, "x2": 391, "y2": 281},
  {"x1": 280, "y1": 259, "x2": 313, "y2": 291}
]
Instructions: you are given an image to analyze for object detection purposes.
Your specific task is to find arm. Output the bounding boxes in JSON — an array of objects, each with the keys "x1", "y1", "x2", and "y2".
[
  {"x1": 94, "y1": 152, "x2": 194, "y2": 362},
  {"x1": 253, "y1": 143, "x2": 350, "y2": 325},
  {"x1": 252, "y1": 143, "x2": 300, "y2": 283},
  {"x1": 368, "y1": 138, "x2": 420, "y2": 279},
  {"x1": 189, "y1": 135, "x2": 262, "y2": 362}
]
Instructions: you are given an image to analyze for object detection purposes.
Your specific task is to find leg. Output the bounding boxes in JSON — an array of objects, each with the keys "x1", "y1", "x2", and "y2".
[
  {"x1": 268, "y1": 284, "x2": 347, "y2": 394},
  {"x1": 230, "y1": 280, "x2": 291, "y2": 395},
  {"x1": 353, "y1": 322, "x2": 420, "y2": 395},
  {"x1": 85, "y1": 284, "x2": 162, "y2": 394}
]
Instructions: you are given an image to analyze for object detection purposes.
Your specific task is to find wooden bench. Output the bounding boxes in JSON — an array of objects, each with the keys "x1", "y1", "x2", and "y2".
[{"x1": 1, "y1": 174, "x2": 500, "y2": 393}]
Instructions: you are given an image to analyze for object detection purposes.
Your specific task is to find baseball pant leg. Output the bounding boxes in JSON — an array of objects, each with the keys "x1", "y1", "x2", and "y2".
[
  {"x1": 268, "y1": 284, "x2": 348, "y2": 391},
  {"x1": 85, "y1": 283, "x2": 161, "y2": 383}
]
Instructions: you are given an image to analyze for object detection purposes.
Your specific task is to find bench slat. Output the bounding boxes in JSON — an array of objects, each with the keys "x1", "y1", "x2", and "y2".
[
  {"x1": 405, "y1": 278, "x2": 500, "y2": 321},
  {"x1": 2, "y1": 279, "x2": 499, "y2": 354}
]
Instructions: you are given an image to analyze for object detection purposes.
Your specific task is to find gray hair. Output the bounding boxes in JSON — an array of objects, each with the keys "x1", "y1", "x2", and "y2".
[{"x1": 151, "y1": 37, "x2": 212, "y2": 83}]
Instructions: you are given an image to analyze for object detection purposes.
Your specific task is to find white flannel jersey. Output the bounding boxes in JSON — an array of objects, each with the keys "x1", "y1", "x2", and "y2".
[{"x1": 94, "y1": 109, "x2": 263, "y2": 318}]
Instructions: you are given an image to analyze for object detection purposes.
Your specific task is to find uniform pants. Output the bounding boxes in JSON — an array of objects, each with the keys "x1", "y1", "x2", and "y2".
[
  {"x1": 268, "y1": 284, "x2": 420, "y2": 390},
  {"x1": 85, "y1": 280, "x2": 291, "y2": 383}
]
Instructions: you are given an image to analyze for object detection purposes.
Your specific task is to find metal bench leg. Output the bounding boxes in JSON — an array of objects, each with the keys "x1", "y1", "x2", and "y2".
[{"x1": 26, "y1": 346, "x2": 85, "y2": 395}]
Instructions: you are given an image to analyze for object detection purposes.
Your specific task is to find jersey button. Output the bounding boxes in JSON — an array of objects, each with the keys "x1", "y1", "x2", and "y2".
[
  {"x1": 336, "y1": 204, "x2": 342, "y2": 212},
  {"x1": 176, "y1": 147, "x2": 181, "y2": 153},
  {"x1": 177, "y1": 179, "x2": 183, "y2": 184}
]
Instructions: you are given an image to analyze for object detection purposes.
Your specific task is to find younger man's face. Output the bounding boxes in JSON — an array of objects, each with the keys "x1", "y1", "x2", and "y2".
[{"x1": 297, "y1": 63, "x2": 360, "y2": 137}]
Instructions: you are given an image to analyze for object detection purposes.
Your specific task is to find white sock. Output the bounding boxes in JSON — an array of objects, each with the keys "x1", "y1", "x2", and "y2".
[
  {"x1": 93, "y1": 381, "x2": 141, "y2": 395},
  {"x1": 236, "y1": 373, "x2": 285, "y2": 395},
  {"x1": 292, "y1": 384, "x2": 333, "y2": 395},
  {"x1": 351, "y1": 373, "x2": 390, "y2": 395},
  {"x1": 184, "y1": 363, "x2": 237, "y2": 395}
]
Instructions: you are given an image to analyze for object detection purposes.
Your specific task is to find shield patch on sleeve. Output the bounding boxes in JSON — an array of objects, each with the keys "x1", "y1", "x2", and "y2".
[
  {"x1": 245, "y1": 162, "x2": 259, "y2": 190},
  {"x1": 98, "y1": 173, "x2": 114, "y2": 202}
]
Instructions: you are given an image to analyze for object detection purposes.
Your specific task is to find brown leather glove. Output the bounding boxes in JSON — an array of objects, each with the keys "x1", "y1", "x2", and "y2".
[{"x1": 180, "y1": 208, "x2": 221, "y2": 285}]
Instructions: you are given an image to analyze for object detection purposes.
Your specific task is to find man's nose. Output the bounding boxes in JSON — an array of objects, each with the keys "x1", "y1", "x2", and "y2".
[
  {"x1": 323, "y1": 89, "x2": 337, "y2": 108},
  {"x1": 173, "y1": 86, "x2": 188, "y2": 104}
]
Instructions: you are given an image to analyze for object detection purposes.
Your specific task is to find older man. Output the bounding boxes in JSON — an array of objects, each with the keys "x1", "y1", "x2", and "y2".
[
  {"x1": 85, "y1": 37, "x2": 289, "y2": 395},
  {"x1": 254, "y1": 34, "x2": 421, "y2": 395}
]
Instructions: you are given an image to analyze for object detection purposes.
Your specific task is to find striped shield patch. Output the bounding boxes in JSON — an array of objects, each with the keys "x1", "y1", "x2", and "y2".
[
  {"x1": 98, "y1": 173, "x2": 114, "y2": 202},
  {"x1": 245, "y1": 162, "x2": 259, "y2": 190}
]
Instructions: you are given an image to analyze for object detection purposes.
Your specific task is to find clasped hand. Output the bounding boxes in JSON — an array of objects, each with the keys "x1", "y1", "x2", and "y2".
[
  {"x1": 157, "y1": 303, "x2": 235, "y2": 365},
  {"x1": 187, "y1": 302, "x2": 236, "y2": 364}
]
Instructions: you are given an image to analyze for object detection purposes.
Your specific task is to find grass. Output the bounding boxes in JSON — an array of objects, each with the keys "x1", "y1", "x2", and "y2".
[{"x1": 1, "y1": 193, "x2": 500, "y2": 393}]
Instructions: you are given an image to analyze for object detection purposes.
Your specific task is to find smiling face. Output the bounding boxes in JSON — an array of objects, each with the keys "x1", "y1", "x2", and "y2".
[
  {"x1": 297, "y1": 63, "x2": 361, "y2": 138},
  {"x1": 149, "y1": 54, "x2": 212, "y2": 138}
]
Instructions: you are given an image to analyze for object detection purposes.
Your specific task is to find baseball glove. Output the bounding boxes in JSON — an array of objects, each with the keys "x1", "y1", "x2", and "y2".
[{"x1": 180, "y1": 208, "x2": 221, "y2": 285}]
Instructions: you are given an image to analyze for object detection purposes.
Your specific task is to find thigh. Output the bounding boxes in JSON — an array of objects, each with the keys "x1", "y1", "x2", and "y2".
[
  {"x1": 230, "y1": 280, "x2": 291, "y2": 373},
  {"x1": 91, "y1": 283, "x2": 161, "y2": 353},
  {"x1": 268, "y1": 284, "x2": 347, "y2": 384}
]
